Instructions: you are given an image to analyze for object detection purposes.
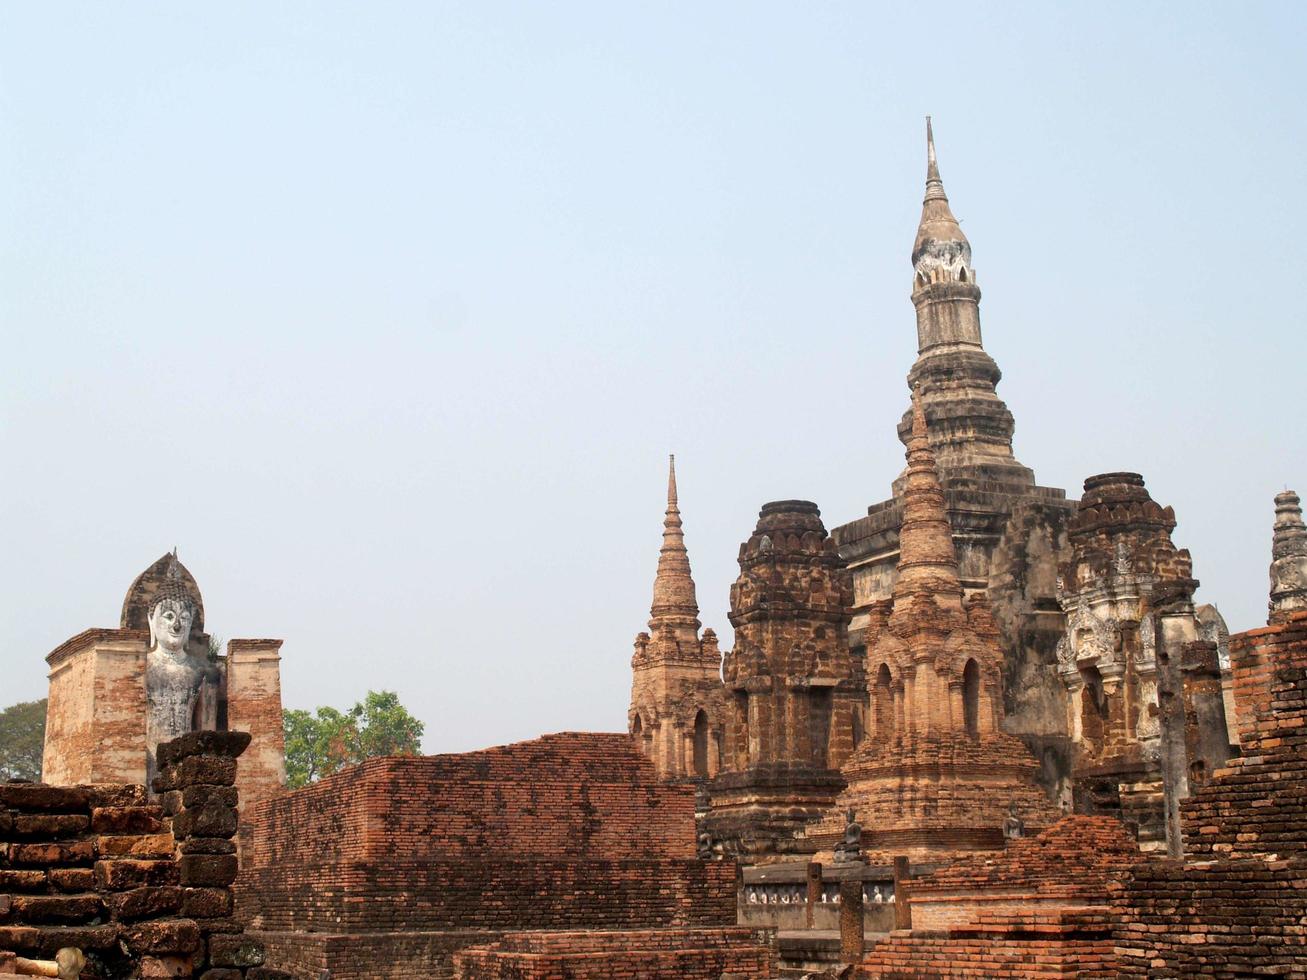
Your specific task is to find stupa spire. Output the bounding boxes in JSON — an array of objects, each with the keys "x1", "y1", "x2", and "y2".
[
  {"x1": 913, "y1": 116, "x2": 969, "y2": 273},
  {"x1": 1270, "y1": 489, "x2": 1307, "y2": 622},
  {"x1": 650, "y1": 454, "x2": 701, "y2": 633},
  {"x1": 893, "y1": 390, "x2": 963, "y2": 601},
  {"x1": 896, "y1": 119, "x2": 1035, "y2": 496}
]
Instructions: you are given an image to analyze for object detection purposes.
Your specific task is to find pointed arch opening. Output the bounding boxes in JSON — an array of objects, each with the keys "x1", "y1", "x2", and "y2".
[
  {"x1": 1079, "y1": 665, "x2": 1107, "y2": 751},
  {"x1": 962, "y1": 658, "x2": 981, "y2": 736},
  {"x1": 692, "y1": 710, "x2": 709, "y2": 778},
  {"x1": 875, "y1": 664, "x2": 895, "y2": 741}
]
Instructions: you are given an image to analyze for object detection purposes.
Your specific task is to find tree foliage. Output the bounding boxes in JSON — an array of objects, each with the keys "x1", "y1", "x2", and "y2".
[
  {"x1": 0, "y1": 699, "x2": 47, "y2": 781},
  {"x1": 283, "y1": 690, "x2": 424, "y2": 789}
]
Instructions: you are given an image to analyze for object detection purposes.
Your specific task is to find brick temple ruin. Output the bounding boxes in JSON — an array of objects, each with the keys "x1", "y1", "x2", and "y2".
[{"x1": 6, "y1": 121, "x2": 1305, "y2": 977}]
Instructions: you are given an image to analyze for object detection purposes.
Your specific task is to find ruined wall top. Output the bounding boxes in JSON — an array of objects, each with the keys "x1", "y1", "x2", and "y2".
[
  {"x1": 729, "y1": 500, "x2": 851, "y2": 629},
  {"x1": 1061, "y1": 472, "x2": 1193, "y2": 598}
]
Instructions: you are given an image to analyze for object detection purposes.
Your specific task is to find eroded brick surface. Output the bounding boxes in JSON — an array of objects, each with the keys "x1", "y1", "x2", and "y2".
[
  {"x1": 237, "y1": 732, "x2": 767, "y2": 979},
  {"x1": 0, "y1": 736, "x2": 288, "y2": 979}
]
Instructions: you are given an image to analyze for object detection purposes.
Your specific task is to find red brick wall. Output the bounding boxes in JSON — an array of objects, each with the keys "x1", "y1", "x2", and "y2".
[
  {"x1": 242, "y1": 732, "x2": 697, "y2": 868},
  {"x1": 240, "y1": 859, "x2": 735, "y2": 933},
  {"x1": 237, "y1": 732, "x2": 740, "y2": 979},
  {"x1": 453, "y1": 928, "x2": 777, "y2": 980},
  {"x1": 1113, "y1": 611, "x2": 1307, "y2": 975}
]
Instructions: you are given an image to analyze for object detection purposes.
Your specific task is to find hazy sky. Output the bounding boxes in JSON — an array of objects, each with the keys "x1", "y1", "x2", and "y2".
[{"x1": 2, "y1": 3, "x2": 1304, "y2": 753}]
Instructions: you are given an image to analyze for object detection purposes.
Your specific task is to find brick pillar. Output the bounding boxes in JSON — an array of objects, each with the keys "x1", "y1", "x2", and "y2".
[
  {"x1": 155, "y1": 730, "x2": 271, "y2": 976},
  {"x1": 805, "y1": 862, "x2": 822, "y2": 929},
  {"x1": 839, "y1": 876, "x2": 864, "y2": 961},
  {"x1": 892, "y1": 856, "x2": 912, "y2": 930},
  {"x1": 225, "y1": 639, "x2": 287, "y2": 809}
]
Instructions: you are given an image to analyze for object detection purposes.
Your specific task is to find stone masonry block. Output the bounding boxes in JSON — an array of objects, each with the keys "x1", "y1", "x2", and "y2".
[
  {"x1": 171, "y1": 804, "x2": 238, "y2": 841},
  {"x1": 6, "y1": 841, "x2": 94, "y2": 867},
  {"x1": 157, "y1": 731, "x2": 251, "y2": 769},
  {"x1": 11, "y1": 814, "x2": 89, "y2": 839},
  {"x1": 123, "y1": 919, "x2": 202, "y2": 956},
  {"x1": 48, "y1": 868, "x2": 95, "y2": 892},
  {"x1": 107, "y1": 886, "x2": 184, "y2": 923},
  {"x1": 178, "y1": 854, "x2": 238, "y2": 888},
  {"x1": 0, "y1": 785, "x2": 89, "y2": 813},
  {"x1": 95, "y1": 859, "x2": 180, "y2": 890},
  {"x1": 206, "y1": 934, "x2": 265, "y2": 968},
  {"x1": 10, "y1": 894, "x2": 101, "y2": 924},
  {"x1": 91, "y1": 806, "x2": 164, "y2": 834},
  {"x1": 97, "y1": 833, "x2": 176, "y2": 858},
  {"x1": 153, "y1": 757, "x2": 237, "y2": 793},
  {"x1": 180, "y1": 887, "x2": 232, "y2": 919},
  {"x1": 177, "y1": 837, "x2": 235, "y2": 856}
]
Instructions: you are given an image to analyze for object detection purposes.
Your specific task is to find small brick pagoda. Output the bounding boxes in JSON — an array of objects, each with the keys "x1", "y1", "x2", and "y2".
[{"x1": 627, "y1": 456, "x2": 728, "y2": 781}]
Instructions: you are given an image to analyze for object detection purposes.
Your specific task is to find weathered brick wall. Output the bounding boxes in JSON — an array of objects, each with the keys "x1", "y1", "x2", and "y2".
[
  {"x1": 242, "y1": 732, "x2": 696, "y2": 869},
  {"x1": 1114, "y1": 858, "x2": 1307, "y2": 977},
  {"x1": 1226, "y1": 614, "x2": 1306, "y2": 748},
  {"x1": 452, "y1": 928, "x2": 777, "y2": 980},
  {"x1": 906, "y1": 815, "x2": 1147, "y2": 931},
  {"x1": 237, "y1": 732, "x2": 745, "y2": 980},
  {"x1": 1, "y1": 732, "x2": 287, "y2": 979},
  {"x1": 240, "y1": 859, "x2": 735, "y2": 932},
  {"x1": 1113, "y1": 610, "x2": 1307, "y2": 976}
]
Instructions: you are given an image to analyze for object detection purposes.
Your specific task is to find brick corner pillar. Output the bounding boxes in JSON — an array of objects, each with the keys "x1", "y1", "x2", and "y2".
[
  {"x1": 839, "y1": 874, "x2": 865, "y2": 962},
  {"x1": 225, "y1": 638, "x2": 287, "y2": 809},
  {"x1": 43, "y1": 629, "x2": 150, "y2": 786}
]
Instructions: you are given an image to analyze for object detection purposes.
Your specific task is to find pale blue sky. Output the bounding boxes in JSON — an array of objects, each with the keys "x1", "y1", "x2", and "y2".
[{"x1": 2, "y1": 3, "x2": 1303, "y2": 752}]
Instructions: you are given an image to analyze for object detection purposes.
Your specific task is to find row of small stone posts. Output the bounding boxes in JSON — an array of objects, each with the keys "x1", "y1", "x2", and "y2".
[{"x1": 800, "y1": 856, "x2": 913, "y2": 967}]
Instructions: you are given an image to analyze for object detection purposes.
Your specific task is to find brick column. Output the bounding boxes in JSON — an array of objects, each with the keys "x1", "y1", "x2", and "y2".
[
  {"x1": 892, "y1": 856, "x2": 912, "y2": 931},
  {"x1": 839, "y1": 875, "x2": 864, "y2": 961},
  {"x1": 805, "y1": 862, "x2": 822, "y2": 929},
  {"x1": 155, "y1": 731, "x2": 273, "y2": 977}
]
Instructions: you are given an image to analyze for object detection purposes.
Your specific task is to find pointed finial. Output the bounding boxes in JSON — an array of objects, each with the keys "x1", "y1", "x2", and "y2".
[
  {"x1": 912, "y1": 117, "x2": 970, "y2": 271},
  {"x1": 911, "y1": 386, "x2": 928, "y2": 440},
  {"x1": 926, "y1": 116, "x2": 939, "y2": 182},
  {"x1": 649, "y1": 453, "x2": 700, "y2": 632}
]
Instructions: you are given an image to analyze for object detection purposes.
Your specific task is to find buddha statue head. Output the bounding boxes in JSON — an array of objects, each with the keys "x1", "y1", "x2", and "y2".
[{"x1": 147, "y1": 558, "x2": 198, "y2": 658}]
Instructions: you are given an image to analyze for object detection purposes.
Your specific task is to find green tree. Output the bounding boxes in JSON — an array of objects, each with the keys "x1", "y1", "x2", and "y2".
[
  {"x1": 0, "y1": 699, "x2": 47, "y2": 781},
  {"x1": 282, "y1": 691, "x2": 424, "y2": 789}
]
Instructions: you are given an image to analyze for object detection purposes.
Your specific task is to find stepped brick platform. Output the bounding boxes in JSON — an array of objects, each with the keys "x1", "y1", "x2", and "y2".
[
  {"x1": 0, "y1": 731, "x2": 285, "y2": 979},
  {"x1": 237, "y1": 732, "x2": 755, "y2": 979},
  {"x1": 1113, "y1": 610, "x2": 1307, "y2": 976},
  {"x1": 861, "y1": 908, "x2": 1117, "y2": 979},
  {"x1": 906, "y1": 815, "x2": 1148, "y2": 930},
  {"x1": 452, "y1": 927, "x2": 777, "y2": 979}
]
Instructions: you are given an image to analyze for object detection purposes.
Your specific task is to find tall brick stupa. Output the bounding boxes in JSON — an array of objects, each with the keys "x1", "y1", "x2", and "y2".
[
  {"x1": 811, "y1": 395, "x2": 1057, "y2": 861},
  {"x1": 832, "y1": 120, "x2": 1077, "y2": 797}
]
